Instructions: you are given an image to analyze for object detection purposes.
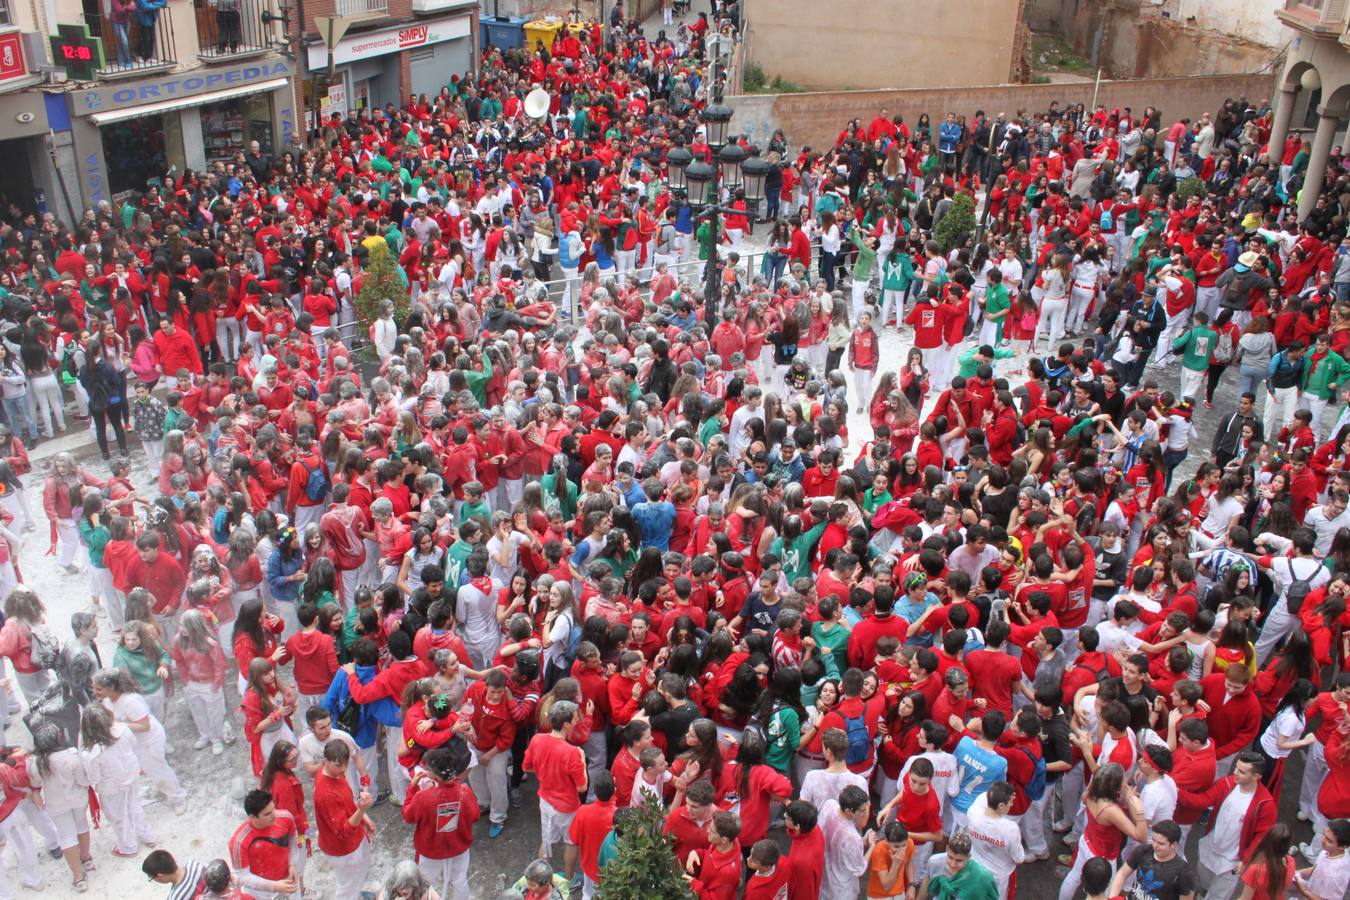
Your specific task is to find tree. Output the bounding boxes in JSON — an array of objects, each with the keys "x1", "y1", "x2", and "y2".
[
  {"x1": 596, "y1": 793, "x2": 695, "y2": 900},
  {"x1": 935, "y1": 192, "x2": 977, "y2": 253},
  {"x1": 1176, "y1": 176, "x2": 1208, "y2": 203},
  {"x1": 353, "y1": 242, "x2": 409, "y2": 338}
]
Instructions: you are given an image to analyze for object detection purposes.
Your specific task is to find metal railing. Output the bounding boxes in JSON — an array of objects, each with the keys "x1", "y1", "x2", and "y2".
[
  {"x1": 90, "y1": 5, "x2": 178, "y2": 74},
  {"x1": 335, "y1": 0, "x2": 387, "y2": 16},
  {"x1": 196, "y1": 0, "x2": 271, "y2": 59}
]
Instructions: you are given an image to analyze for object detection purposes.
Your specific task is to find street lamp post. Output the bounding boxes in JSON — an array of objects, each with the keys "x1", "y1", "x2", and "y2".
[{"x1": 664, "y1": 103, "x2": 768, "y2": 329}]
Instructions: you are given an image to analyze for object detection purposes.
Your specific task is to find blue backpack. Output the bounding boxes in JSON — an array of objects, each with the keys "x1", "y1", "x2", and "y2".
[
  {"x1": 1099, "y1": 205, "x2": 1114, "y2": 231},
  {"x1": 842, "y1": 711, "x2": 870, "y2": 766},
  {"x1": 303, "y1": 458, "x2": 331, "y2": 502},
  {"x1": 1020, "y1": 746, "x2": 1048, "y2": 801}
]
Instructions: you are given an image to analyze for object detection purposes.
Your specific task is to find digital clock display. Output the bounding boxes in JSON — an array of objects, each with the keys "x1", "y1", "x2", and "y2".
[{"x1": 60, "y1": 44, "x2": 93, "y2": 61}]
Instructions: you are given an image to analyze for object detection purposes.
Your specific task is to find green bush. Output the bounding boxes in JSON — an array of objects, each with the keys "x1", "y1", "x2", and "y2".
[
  {"x1": 354, "y1": 243, "x2": 410, "y2": 337},
  {"x1": 743, "y1": 61, "x2": 767, "y2": 93},
  {"x1": 935, "y1": 193, "x2": 977, "y2": 253},
  {"x1": 1176, "y1": 176, "x2": 1208, "y2": 202},
  {"x1": 596, "y1": 793, "x2": 694, "y2": 899}
]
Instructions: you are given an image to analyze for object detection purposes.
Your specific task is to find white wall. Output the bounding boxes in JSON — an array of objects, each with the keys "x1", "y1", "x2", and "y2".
[{"x1": 1163, "y1": 0, "x2": 1285, "y2": 48}]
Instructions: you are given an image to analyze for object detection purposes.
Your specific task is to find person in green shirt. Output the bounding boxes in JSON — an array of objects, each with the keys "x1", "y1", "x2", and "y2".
[
  {"x1": 300, "y1": 558, "x2": 340, "y2": 612},
  {"x1": 1301, "y1": 331, "x2": 1350, "y2": 427},
  {"x1": 456, "y1": 483, "x2": 491, "y2": 529},
  {"x1": 540, "y1": 461, "x2": 578, "y2": 522},
  {"x1": 461, "y1": 350, "x2": 493, "y2": 407},
  {"x1": 923, "y1": 832, "x2": 1000, "y2": 900},
  {"x1": 1169, "y1": 310, "x2": 1217, "y2": 403},
  {"x1": 956, "y1": 343, "x2": 1016, "y2": 381},
  {"x1": 881, "y1": 247, "x2": 915, "y2": 327},
  {"x1": 112, "y1": 623, "x2": 172, "y2": 701},
  {"x1": 979, "y1": 268, "x2": 1010, "y2": 345},
  {"x1": 698, "y1": 404, "x2": 727, "y2": 447},
  {"x1": 849, "y1": 228, "x2": 879, "y2": 315},
  {"x1": 862, "y1": 474, "x2": 892, "y2": 517},
  {"x1": 758, "y1": 658, "x2": 804, "y2": 775},
  {"x1": 809, "y1": 596, "x2": 850, "y2": 679},
  {"x1": 772, "y1": 513, "x2": 828, "y2": 586}
]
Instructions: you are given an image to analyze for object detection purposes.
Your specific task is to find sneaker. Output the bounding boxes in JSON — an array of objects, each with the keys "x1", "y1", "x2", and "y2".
[
  {"x1": 1056, "y1": 853, "x2": 1074, "y2": 867},
  {"x1": 63, "y1": 564, "x2": 81, "y2": 576},
  {"x1": 111, "y1": 848, "x2": 138, "y2": 858},
  {"x1": 488, "y1": 822, "x2": 506, "y2": 838},
  {"x1": 47, "y1": 847, "x2": 62, "y2": 860},
  {"x1": 80, "y1": 858, "x2": 96, "y2": 872},
  {"x1": 510, "y1": 788, "x2": 523, "y2": 809},
  {"x1": 172, "y1": 798, "x2": 187, "y2": 816},
  {"x1": 1299, "y1": 842, "x2": 1319, "y2": 860},
  {"x1": 73, "y1": 879, "x2": 88, "y2": 893},
  {"x1": 1029, "y1": 850, "x2": 1051, "y2": 861},
  {"x1": 1297, "y1": 811, "x2": 1311, "y2": 822},
  {"x1": 193, "y1": 736, "x2": 209, "y2": 750},
  {"x1": 1203, "y1": 400, "x2": 1213, "y2": 409},
  {"x1": 211, "y1": 740, "x2": 224, "y2": 756}
]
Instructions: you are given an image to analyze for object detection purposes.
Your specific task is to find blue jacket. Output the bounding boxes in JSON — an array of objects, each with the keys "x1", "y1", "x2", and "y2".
[
  {"x1": 266, "y1": 549, "x2": 303, "y2": 603},
  {"x1": 938, "y1": 121, "x2": 961, "y2": 154},
  {"x1": 135, "y1": 0, "x2": 164, "y2": 26},
  {"x1": 322, "y1": 664, "x2": 398, "y2": 746}
]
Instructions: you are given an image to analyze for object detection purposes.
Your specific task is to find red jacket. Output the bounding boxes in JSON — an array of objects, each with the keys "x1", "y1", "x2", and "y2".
[
  {"x1": 906, "y1": 300, "x2": 944, "y2": 349},
  {"x1": 572, "y1": 799, "x2": 617, "y2": 880},
  {"x1": 124, "y1": 552, "x2": 187, "y2": 615},
  {"x1": 170, "y1": 639, "x2": 228, "y2": 690},
  {"x1": 313, "y1": 768, "x2": 366, "y2": 856},
  {"x1": 286, "y1": 451, "x2": 327, "y2": 514},
  {"x1": 347, "y1": 657, "x2": 424, "y2": 712},
  {"x1": 1171, "y1": 740, "x2": 1218, "y2": 824},
  {"x1": 402, "y1": 778, "x2": 479, "y2": 859},
  {"x1": 460, "y1": 679, "x2": 518, "y2": 753},
  {"x1": 152, "y1": 327, "x2": 203, "y2": 376},
  {"x1": 1199, "y1": 673, "x2": 1262, "y2": 760},
  {"x1": 1177, "y1": 775, "x2": 1275, "y2": 858},
  {"x1": 285, "y1": 629, "x2": 339, "y2": 695}
]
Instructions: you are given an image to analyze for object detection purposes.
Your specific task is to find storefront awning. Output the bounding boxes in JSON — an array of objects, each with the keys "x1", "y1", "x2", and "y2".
[{"x1": 88, "y1": 78, "x2": 289, "y2": 126}]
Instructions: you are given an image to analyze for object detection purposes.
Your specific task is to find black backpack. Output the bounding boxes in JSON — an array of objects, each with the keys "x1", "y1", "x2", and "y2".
[{"x1": 1284, "y1": 561, "x2": 1318, "y2": 615}]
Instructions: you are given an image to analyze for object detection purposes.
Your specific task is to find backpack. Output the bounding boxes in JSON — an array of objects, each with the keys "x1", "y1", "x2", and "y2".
[
  {"x1": 1019, "y1": 746, "x2": 1048, "y2": 801},
  {"x1": 60, "y1": 344, "x2": 80, "y2": 383},
  {"x1": 27, "y1": 624, "x2": 61, "y2": 672},
  {"x1": 1212, "y1": 328, "x2": 1235, "y2": 363},
  {"x1": 1098, "y1": 205, "x2": 1114, "y2": 231},
  {"x1": 302, "y1": 457, "x2": 331, "y2": 503},
  {"x1": 336, "y1": 693, "x2": 363, "y2": 735},
  {"x1": 842, "y1": 710, "x2": 870, "y2": 765},
  {"x1": 560, "y1": 612, "x2": 583, "y2": 665},
  {"x1": 1075, "y1": 655, "x2": 1111, "y2": 685},
  {"x1": 1284, "y1": 561, "x2": 1318, "y2": 614}
]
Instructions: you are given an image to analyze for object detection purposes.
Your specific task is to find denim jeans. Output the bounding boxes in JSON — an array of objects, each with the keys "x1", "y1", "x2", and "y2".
[
  {"x1": 1, "y1": 396, "x2": 36, "y2": 442},
  {"x1": 1236, "y1": 367, "x2": 1266, "y2": 398},
  {"x1": 112, "y1": 22, "x2": 130, "y2": 65}
]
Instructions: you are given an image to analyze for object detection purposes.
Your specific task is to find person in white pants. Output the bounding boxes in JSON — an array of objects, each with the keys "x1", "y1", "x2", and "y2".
[
  {"x1": 173, "y1": 609, "x2": 230, "y2": 753},
  {"x1": 314, "y1": 740, "x2": 374, "y2": 900},
  {"x1": 1254, "y1": 540, "x2": 1328, "y2": 665},
  {"x1": 93, "y1": 669, "x2": 187, "y2": 815},
  {"x1": 79, "y1": 702, "x2": 157, "y2": 857},
  {"x1": 27, "y1": 369, "x2": 64, "y2": 439},
  {"x1": 1035, "y1": 254, "x2": 1071, "y2": 352},
  {"x1": 25, "y1": 722, "x2": 94, "y2": 892}
]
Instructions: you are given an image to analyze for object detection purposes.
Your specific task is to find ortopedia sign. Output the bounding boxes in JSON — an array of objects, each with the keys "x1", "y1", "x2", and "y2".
[{"x1": 306, "y1": 14, "x2": 469, "y2": 69}]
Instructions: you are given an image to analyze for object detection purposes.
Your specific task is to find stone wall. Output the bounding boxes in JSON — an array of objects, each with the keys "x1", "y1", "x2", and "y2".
[{"x1": 726, "y1": 72, "x2": 1277, "y2": 150}]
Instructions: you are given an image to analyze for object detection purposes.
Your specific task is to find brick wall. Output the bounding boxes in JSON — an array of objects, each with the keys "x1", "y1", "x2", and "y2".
[{"x1": 727, "y1": 72, "x2": 1277, "y2": 151}]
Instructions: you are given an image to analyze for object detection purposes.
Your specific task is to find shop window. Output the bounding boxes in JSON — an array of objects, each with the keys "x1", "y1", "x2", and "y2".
[
  {"x1": 100, "y1": 112, "x2": 186, "y2": 195},
  {"x1": 0, "y1": 0, "x2": 11, "y2": 26},
  {"x1": 201, "y1": 93, "x2": 275, "y2": 169}
]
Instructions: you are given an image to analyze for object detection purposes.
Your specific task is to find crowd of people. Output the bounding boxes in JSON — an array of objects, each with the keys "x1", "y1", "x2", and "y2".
[{"x1": 0, "y1": 2, "x2": 1350, "y2": 900}]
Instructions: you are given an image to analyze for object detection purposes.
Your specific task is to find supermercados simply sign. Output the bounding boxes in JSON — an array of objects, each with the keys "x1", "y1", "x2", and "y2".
[
  {"x1": 73, "y1": 60, "x2": 292, "y2": 114},
  {"x1": 304, "y1": 15, "x2": 469, "y2": 69}
]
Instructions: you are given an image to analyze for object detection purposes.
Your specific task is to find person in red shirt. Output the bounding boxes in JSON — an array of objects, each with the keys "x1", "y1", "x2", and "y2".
[
  {"x1": 124, "y1": 530, "x2": 186, "y2": 622},
  {"x1": 817, "y1": 668, "x2": 883, "y2": 776},
  {"x1": 461, "y1": 668, "x2": 520, "y2": 835},
  {"x1": 523, "y1": 699, "x2": 589, "y2": 885},
  {"x1": 664, "y1": 779, "x2": 716, "y2": 869},
  {"x1": 228, "y1": 789, "x2": 299, "y2": 898},
  {"x1": 689, "y1": 810, "x2": 742, "y2": 900},
  {"x1": 1199, "y1": 666, "x2": 1263, "y2": 772},
  {"x1": 784, "y1": 800, "x2": 825, "y2": 900},
  {"x1": 312, "y1": 740, "x2": 374, "y2": 900},
  {"x1": 401, "y1": 741, "x2": 480, "y2": 900},
  {"x1": 744, "y1": 839, "x2": 792, "y2": 900},
  {"x1": 964, "y1": 620, "x2": 1024, "y2": 717},
  {"x1": 151, "y1": 317, "x2": 203, "y2": 387},
  {"x1": 285, "y1": 428, "x2": 328, "y2": 534},
  {"x1": 570, "y1": 771, "x2": 618, "y2": 897},
  {"x1": 847, "y1": 589, "x2": 910, "y2": 670},
  {"x1": 284, "y1": 604, "x2": 338, "y2": 725}
]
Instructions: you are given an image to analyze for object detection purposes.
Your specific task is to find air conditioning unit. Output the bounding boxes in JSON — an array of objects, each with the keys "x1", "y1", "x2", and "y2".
[
  {"x1": 42, "y1": 68, "x2": 68, "y2": 84},
  {"x1": 20, "y1": 31, "x2": 48, "y2": 68}
]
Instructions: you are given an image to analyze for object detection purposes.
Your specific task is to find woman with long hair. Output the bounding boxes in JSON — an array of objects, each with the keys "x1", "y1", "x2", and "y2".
[
  {"x1": 79, "y1": 701, "x2": 156, "y2": 857},
  {"x1": 675, "y1": 717, "x2": 726, "y2": 789},
  {"x1": 91, "y1": 668, "x2": 186, "y2": 815},
  {"x1": 1257, "y1": 678, "x2": 1317, "y2": 803},
  {"x1": 1056, "y1": 763, "x2": 1147, "y2": 900},
  {"x1": 111, "y1": 619, "x2": 172, "y2": 724},
  {"x1": 1237, "y1": 823, "x2": 1296, "y2": 900},
  {"x1": 232, "y1": 597, "x2": 286, "y2": 695},
  {"x1": 720, "y1": 731, "x2": 791, "y2": 847},
  {"x1": 753, "y1": 667, "x2": 806, "y2": 778},
  {"x1": 241, "y1": 657, "x2": 297, "y2": 777},
  {"x1": 27, "y1": 720, "x2": 93, "y2": 891},
  {"x1": 541, "y1": 580, "x2": 578, "y2": 688},
  {"x1": 171, "y1": 608, "x2": 231, "y2": 755}
]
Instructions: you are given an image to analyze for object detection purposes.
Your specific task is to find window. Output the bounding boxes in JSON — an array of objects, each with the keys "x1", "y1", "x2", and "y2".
[{"x1": 0, "y1": 0, "x2": 12, "y2": 26}]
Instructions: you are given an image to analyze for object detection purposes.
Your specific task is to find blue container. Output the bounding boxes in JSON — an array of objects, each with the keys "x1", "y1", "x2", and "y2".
[{"x1": 480, "y1": 14, "x2": 527, "y2": 50}]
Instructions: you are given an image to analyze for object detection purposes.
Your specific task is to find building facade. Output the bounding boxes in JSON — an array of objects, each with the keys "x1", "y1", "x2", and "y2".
[{"x1": 1269, "y1": 0, "x2": 1350, "y2": 220}]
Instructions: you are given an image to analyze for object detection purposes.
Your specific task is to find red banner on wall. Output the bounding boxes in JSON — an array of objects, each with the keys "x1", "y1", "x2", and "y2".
[{"x1": 0, "y1": 32, "x2": 27, "y2": 82}]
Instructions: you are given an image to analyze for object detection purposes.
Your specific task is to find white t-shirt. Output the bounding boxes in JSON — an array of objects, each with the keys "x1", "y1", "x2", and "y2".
[
  {"x1": 1202, "y1": 495, "x2": 1246, "y2": 537},
  {"x1": 800, "y1": 767, "x2": 868, "y2": 813},
  {"x1": 964, "y1": 793, "x2": 1025, "y2": 896},
  {"x1": 899, "y1": 751, "x2": 959, "y2": 813},
  {"x1": 1259, "y1": 706, "x2": 1305, "y2": 759},
  {"x1": 1267, "y1": 555, "x2": 1330, "y2": 602},
  {"x1": 1302, "y1": 849, "x2": 1350, "y2": 900},
  {"x1": 106, "y1": 693, "x2": 164, "y2": 746},
  {"x1": 299, "y1": 727, "x2": 361, "y2": 795},
  {"x1": 1203, "y1": 785, "x2": 1256, "y2": 866},
  {"x1": 1305, "y1": 505, "x2": 1350, "y2": 555},
  {"x1": 1140, "y1": 774, "x2": 1177, "y2": 826},
  {"x1": 486, "y1": 533, "x2": 526, "y2": 588},
  {"x1": 1096, "y1": 619, "x2": 1144, "y2": 655}
]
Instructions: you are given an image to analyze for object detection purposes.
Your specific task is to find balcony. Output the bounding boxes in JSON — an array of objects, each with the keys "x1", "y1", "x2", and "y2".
[
  {"x1": 335, "y1": 0, "x2": 386, "y2": 16},
  {"x1": 86, "y1": 6, "x2": 177, "y2": 76},
  {"x1": 1277, "y1": 0, "x2": 1348, "y2": 35},
  {"x1": 196, "y1": 0, "x2": 272, "y2": 61}
]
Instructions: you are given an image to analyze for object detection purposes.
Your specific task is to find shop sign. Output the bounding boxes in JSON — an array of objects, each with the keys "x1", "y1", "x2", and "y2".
[
  {"x1": 71, "y1": 60, "x2": 292, "y2": 115},
  {"x1": 49, "y1": 23, "x2": 104, "y2": 82},
  {"x1": 0, "y1": 31, "x2": 27, "y2": 82},
  {"x1": 306, "y1": 14, "x2": 469, "y2": 69}
]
